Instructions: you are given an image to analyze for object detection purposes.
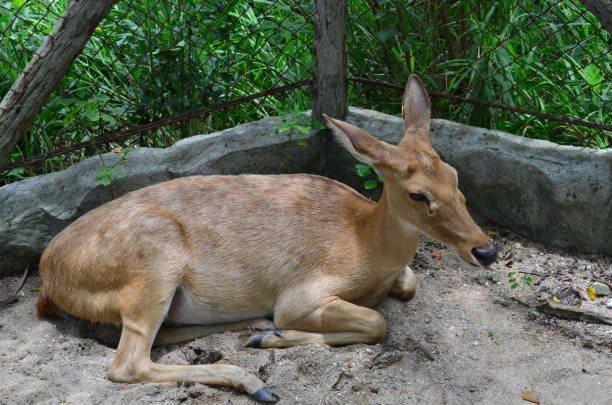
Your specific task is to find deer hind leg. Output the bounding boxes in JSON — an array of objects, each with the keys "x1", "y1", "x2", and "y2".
[
  {"x1": 389, "y1": 265, "x2": 417, "y2": 301},
  {"x1": 108, "y1": 283, "x2": 277, "y2": 402},
  {"x1": 155, "y1": 318, "x2": 273, "y2": 346},
  {"x1": 246, "y1": 296, "x2": 387, "y2": 349}
]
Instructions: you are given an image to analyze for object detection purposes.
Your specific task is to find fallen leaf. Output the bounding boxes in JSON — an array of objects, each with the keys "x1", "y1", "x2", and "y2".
[
  {"x1": 586, "y1": 286, "x2": 597, "y2": 300},
  {"x1": 552, "y1": 296, "x2": 560, "y2": 303},
  {"x1": 431, "y1": 252, "x2": 442, "y2": 260},
  {"x1": 486, "y1": 230, "x2": 497, "y2": 237},
  {"x1": 521, "y1": 391, "x2": 540, "y2": 404}
]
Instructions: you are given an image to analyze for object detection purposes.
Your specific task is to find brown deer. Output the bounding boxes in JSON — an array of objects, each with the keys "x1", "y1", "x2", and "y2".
[{"x1": 37, "y1": 75, "x2": 496, "y2": 402}]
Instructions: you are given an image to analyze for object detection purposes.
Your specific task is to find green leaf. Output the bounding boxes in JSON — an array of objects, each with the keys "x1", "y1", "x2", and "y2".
[
  {"x1": 29, "y1": 287, "x2": 40, "y2": 292},
  {"x1": 510, "y1": 282, "x2": 519, "y2": 289},
  {"x1": 355, "y1": 163, "x2": 371, "y2": 177},
  {"x1": 423, "y1": 236, "x2": 437, "y2": 244},
  {"x1": 579, "y1": 64, "x2": 603, "y2": 91},
  {"x1": 312, "y1": 120, "x2": 325, "y2": 130},
  {"x1": 11, "y1": 0, "x2": 25, "y2": 9},
  {"x1": 376, "y1": 28, "x2": 399, "y2": 43},
  {"x1": 83, "y1": 108, "x2": 100, "y2": 122},
  {"x1": 522, "y1": 275, "x2": 533, "y2": 285},
  {"x1": 364, "y1": 179, "x2": 378, "y2": 190},
  {"x1": 294, "y1": 124, "x2": 310, "y2": 134},
  {"x1": 7, "y1": 167, "x2": 24, "y2": 179}
]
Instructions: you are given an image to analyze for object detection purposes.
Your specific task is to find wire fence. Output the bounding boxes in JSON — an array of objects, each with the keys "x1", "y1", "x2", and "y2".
[
  {"x1": 0, "y1": 0, "x2": 610, "y2": 184},
  {"x1": 347, "y1": 0, "x2": 610, "y2": 148},
  {"x1": 0, "y1": 0, "x2": 314, "y2": 178}
]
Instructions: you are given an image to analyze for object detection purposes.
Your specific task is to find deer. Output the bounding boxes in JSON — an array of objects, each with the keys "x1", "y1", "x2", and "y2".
[{"x1": 36, "y1": 75, "x2": 497, "y2": 402}]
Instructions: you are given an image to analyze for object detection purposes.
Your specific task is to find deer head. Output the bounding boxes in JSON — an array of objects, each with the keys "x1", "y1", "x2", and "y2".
[{"x1": 324, "y1": 75, "x2": 497, "y2": 267}]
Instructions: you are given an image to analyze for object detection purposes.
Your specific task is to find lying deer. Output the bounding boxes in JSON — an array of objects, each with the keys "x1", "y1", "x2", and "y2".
[{"x1": 37, "y1": 75, "x2": 496, "y2": 402}]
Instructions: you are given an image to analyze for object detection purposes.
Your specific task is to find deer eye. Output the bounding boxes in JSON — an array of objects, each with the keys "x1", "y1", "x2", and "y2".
[{"x1": 409, "y1": 193, "x2": 429, "y2": 203}]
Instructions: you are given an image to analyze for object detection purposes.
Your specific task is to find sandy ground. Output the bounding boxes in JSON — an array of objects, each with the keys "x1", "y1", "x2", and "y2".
[{"x1": 1, "y1": 225, "x2": 611, "y2": 405}]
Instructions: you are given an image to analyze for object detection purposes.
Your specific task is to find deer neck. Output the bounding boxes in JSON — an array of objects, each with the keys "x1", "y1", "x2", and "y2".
[{"x1": 362, "y1": 186, "x2": 420, "y2": 271}]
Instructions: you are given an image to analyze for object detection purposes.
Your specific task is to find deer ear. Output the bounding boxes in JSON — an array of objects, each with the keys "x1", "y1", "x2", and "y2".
[
  {"x1": 402, "y1": 74, "x2": 431, "y2": 131},
  {"x1": 324, "y1": 115, "x2": 391, "y2": 167}
]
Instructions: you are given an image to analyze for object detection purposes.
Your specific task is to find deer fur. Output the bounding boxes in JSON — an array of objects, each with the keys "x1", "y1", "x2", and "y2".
[{"x1": 37, "y1": 75, "x2": 496, "y2": 402}]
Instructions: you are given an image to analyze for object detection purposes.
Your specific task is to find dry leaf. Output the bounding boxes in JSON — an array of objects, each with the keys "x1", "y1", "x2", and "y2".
[
  {"x1": 486, "y1": 230, "x2": 497, "y2": 237},
  {"x1": 521, "y1": 391, "x2": 540, "y2": 404},
  {"x1": 586, "y1": 286, "x2": 597, "y2": 300},
  {"x1": 431, "y1": 252, "x2": 442, "y2": 260},
  {"x1": 552, "y1": 296, "x2": 560, "y2": 303}
]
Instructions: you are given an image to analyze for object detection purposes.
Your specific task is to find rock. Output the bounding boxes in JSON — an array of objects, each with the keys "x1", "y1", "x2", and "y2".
[
  {"x1": 592, "y1": 282, "x2": 611, "y2": 296},
  {"x1": 0, "y1": 115, "x2": 322, "y2": 276},
  {"x1": 607, "y1": 299, "x2": 612, "y2": 309}
]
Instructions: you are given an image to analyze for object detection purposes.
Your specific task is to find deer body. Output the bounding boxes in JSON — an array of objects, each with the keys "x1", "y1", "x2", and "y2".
[{"x1": 37, "y1": 76, "x2": 496, "y2": 402}]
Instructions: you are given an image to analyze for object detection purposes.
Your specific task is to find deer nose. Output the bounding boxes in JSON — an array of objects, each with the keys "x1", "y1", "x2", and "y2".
[{"x1": 471, "y1": 244, "x2": 497, "y2": 266}]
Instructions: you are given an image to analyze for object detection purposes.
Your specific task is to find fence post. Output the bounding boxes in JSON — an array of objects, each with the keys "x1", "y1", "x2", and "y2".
[
  {"x1": 312, "y1": 0, "x2": 348, "y2": 121},
  {"x1": 0, "y1": 0, "x2": 118, "y2": 168}
]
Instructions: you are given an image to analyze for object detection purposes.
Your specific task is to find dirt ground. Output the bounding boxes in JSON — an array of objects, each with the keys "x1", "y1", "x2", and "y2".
[{"x1": 1, "y1": 224, "x2": 611, "y2": 405}]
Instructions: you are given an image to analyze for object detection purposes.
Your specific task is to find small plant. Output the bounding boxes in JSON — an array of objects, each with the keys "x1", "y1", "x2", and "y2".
[
  {"x1": 94, "y1": 146, "x2": 133, "y2": 187},
  {"x1": 275, "y1": 114, "x2": 324, "y2": 147},
  {"x1": 355, "y1": 163, "x2": 383, "y2": 190},
  {"x1": 507, "y1": 272, "x2": 533, "y2": 290},
  {"x1": 483, "y1": 271, "x2": 501, "y2": 284},
  {"x1": 486, "y1": 329, "x2": 499, "y2": 345},
  {"x1": 422, "y1": 235, "x2": 438, "y2": 245}
]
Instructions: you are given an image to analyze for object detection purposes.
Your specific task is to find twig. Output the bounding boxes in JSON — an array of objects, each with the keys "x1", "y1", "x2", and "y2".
[
  {"x1": 537, "y1": 299, "x2": 612, "y2": 325},
  {"x1": 0, "y1": 266, "x2": 30, "y2": 308},
  {"x1": 517, "y1": 270, "x2": 546, "y2": 277}
]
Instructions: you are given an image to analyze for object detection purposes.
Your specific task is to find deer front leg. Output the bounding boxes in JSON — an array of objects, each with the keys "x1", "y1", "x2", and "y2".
[
  {"x1": 108, "y1": 280, "x2": 277, "y2": 402},
  {"x1": 389, "y1": 265, "x2": 417, "y2": 301},
  {"x1": 246, "y1": 296, "x2": 387, "y2": 349}
]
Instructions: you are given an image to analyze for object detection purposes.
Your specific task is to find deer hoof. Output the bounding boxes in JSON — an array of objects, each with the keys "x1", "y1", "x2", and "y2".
[
  {"x1": 246, "y1": 329, "x2": 282, "y2": 348},
  {"x1": 252, "y1": 387, "x2": 279, "y2": 402}
]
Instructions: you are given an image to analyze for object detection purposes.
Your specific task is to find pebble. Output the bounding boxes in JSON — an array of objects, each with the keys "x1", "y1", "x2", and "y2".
[
  {"x1": 472, "y1": 341, "x2": 479, "y2": 346},
  {"x1": 592, "y1": 282, "x2": 611, "y2": 297},
  {"x1": 606, "y1": 299, "x2": 612, "y2": 309}
]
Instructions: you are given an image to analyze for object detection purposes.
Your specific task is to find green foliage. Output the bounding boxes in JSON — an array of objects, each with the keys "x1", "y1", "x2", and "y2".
[
  {"x1": 486, "y1": 328, "x2": 500, "y2": 345},
  {"x1": 93, "y1": 146, "x2": 132, "y2": 187},
  {"x1": 0, "y1": 0, "x2": 608, "y2": 185},
  {"x1": 354, "y1": 163, "x2": 383, "y2": 190},
  {"x1": 348, "y1": 0, "x2": 610, "y2": 149},
  {"x1": 483, "y1": 271, "x2": 501, "y2": 284},
  {"x1": 275, "y1": 114, "x2": 323, "y2": 147},
  {"x1": 1, "y1": 0, "x2": 313, "y2": 180},
  {"x1": 422, "y1": 235, "x2": 438, "y2": 245},
  {"x1": 507, "y1": 271, "x2": 533, "y2": 290}
]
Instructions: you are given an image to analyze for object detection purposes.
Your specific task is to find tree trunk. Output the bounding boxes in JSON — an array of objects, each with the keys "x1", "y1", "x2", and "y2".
[
  {"x1": 0, "y1": 0, "x2": 118, "y2": 168},
  {"x1": 312, "y1": 0, "x2": 348, "y2": 121}
]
